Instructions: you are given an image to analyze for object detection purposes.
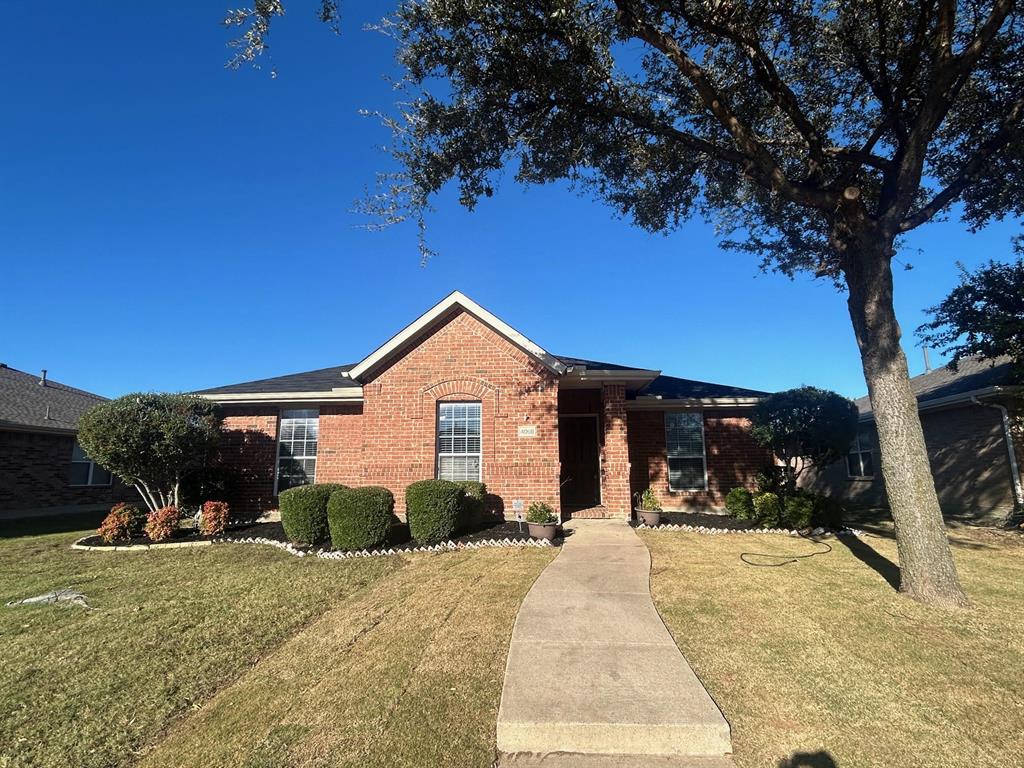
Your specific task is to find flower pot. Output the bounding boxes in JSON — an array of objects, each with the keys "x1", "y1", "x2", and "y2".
[
  {"x1": 636, "y1": 509, "x2": 662, "y2": 526},
  {"x1": 527, "y1": 521, "x2": 558, "y2": 541}
]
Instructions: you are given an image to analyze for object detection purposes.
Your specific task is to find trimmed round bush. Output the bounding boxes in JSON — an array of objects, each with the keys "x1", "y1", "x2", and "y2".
[
  {"x1": 279, "y1": 483, "x2": 347, "y2": 545},
  {"x1": 97, "y1": 502, "x2": 145, "y2": 543},
  {"x1": 811, "y1": 494, "x2": 846, "y2": 529},
  {"x1": 405, "y1": 479, "x2": 464, "y2": 544},
  {"x1": 327, "y1": 486, "x2": 395, "y2": 550},
  {"x1": 725, "y1": 487, "x2": 755, "y2": 520},
  {"x1": 783, "y1": 494, "x2": 814, "y2": 529},
  {"x1": 752, "y1": 492, "x2": 782, "y2": 528},
  {"x1": 454, "y1": 480, "x2": 488, "y2": 532}
]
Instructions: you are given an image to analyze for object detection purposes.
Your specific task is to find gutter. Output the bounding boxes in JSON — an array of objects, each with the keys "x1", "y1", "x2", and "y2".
[{"x1": 971, "y1": 395, "x2": 1024, "y2": 510}]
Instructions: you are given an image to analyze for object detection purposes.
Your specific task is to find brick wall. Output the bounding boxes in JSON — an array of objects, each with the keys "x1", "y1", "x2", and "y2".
[
  {"x1": 601, "y1": 385, "x2": 632, "y2": 515},
  {"x1": 0, "y1": 429, "x2": 134, "y2": 513},
  {"x1": 358, "y1": 309, "x2": 561, "y2": 516},
  {"x1": 219, "y1": 407, "x2": 280, "y2": 517},
  {"x1": 802, "y1": 401, "x2": 1021, "y2": 523},
  {"x1": 627, "y1": 409, "x2": 769, "y2": 511}
]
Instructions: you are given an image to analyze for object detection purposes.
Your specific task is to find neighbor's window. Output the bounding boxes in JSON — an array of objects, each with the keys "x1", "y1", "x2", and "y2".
[
  {"x1": 666, "y1": 412, "x2": 707, "y2": 491},
  {"x1": 847, "y1": 425, "x2": 875, "y2": 479},
  {"x1": 276, "y1": 408, "x2": 319, "y2": 493},
  {"x1": 437, "y1": 402, "x2": 482, "y2": 481},
  {"x1": 69, "y1": 440, "x2": 112, "y2": 486}
]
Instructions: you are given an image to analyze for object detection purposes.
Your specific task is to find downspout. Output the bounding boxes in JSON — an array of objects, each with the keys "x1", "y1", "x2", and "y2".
[{"x1": 972, "y1": 396, "x2": 1024, "y2": 510}]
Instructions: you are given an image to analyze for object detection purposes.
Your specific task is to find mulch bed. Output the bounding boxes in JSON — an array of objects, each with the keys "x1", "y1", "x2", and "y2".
[
  {"x1": 629, "y1": 511, "x2": 756, "y2": 531},
  {"x1": 77, "y1": 518, "x2": 553, "y2": 552}
]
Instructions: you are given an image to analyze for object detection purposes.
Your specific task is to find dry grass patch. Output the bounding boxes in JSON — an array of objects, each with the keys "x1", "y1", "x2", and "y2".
[
  {"x1": 640, "y1": 526, "x2": 1024, "y2": 768},
  {"x1": 137, "y1": 547, "x2": 555, "y2": 768}
]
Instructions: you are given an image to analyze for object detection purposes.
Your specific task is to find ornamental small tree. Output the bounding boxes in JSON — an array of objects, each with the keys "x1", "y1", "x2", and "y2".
[
  {"x1": 751, "y1": 387, "x2": 860, "y2": 495},
  {"x1": 77, "y1": 393, "x2": 222, "y2": 512},
  {"x1": 917, "y1": 255, "x2": 1024, "y2": 373}
]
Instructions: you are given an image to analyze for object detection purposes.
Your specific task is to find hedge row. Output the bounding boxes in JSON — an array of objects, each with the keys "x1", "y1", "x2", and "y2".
[{"x1": 279, "y1": 479, "x2": 493, "y2": 549}]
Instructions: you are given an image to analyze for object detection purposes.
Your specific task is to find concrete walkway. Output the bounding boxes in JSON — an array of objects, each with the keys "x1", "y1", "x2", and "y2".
[{"x1": 497, "y1": 519, "x2": 732, "y2": 766}]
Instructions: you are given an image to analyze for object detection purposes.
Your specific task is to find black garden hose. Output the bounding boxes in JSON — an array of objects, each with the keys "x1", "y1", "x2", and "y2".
[{"x1": 740, "y1": 531, "x2": 833, "y2": 567}]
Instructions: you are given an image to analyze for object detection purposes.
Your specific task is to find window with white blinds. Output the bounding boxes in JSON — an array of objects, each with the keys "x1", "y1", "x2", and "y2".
[
  {"x1": 276, "y1": 409, "x2": 319, "y2": 493},
  {"x1": 437, "y1": 402, "x2": 482, "y2": 481},
  {"x1": 665, "y1": 412, "x2": 707, "y2": 491}
]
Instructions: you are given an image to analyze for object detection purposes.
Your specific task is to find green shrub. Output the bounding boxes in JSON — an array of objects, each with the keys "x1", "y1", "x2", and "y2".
[
  {"x1": 783, "y1": 494, "x2": 815, "y2": 529},
  {"x1": 279, "y1": 483, "x2": 347, "y2": 545},
  {"x1": 454, "y1": 480, "x2": 488, "y2": 532},
  {"x1": 526, "y1": 501, "x2": 557, "y2": 524},
  {"x1": 327, "y1": 486, "x2": 395, "y2": 550},
  {"x1": 637, "y1": 488, "x2": 662, "y2": 511},
  {"x1": 752, "y1": 492, "x2": 782, "y2": 528},
  {"x1": 405, "y1": 480, "x2": 464, "y2": 544},
  {"x1": 725, "y1": 487, "x2": 755, "y2": 520},
  {"x1": 811, "y1": 494, "x2": 846, "y2": 529}
]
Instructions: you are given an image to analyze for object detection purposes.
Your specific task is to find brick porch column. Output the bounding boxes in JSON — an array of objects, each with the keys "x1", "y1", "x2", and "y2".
[{"x1": 601, "y1": 384, "x2": 632, "y2": 518}]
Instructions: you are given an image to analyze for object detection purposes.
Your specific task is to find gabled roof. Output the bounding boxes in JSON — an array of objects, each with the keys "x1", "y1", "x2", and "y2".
[
  {"x1": 346, "y1": 291, "x2": 566, "y2": 381},
  {"x1": 0, "y1": 364, "x2": 107, "y2": 434},
  {"x1": 195, "y1": 365, "x2": 359, "y2": 395},
  {"x1": 856, "y1": 355, "x2": 1020, "y2": 415}
]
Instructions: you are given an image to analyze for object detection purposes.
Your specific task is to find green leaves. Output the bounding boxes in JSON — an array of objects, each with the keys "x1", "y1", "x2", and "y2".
[{"x1": 751, "y1": 386, "x2": 860, "y2": 473}]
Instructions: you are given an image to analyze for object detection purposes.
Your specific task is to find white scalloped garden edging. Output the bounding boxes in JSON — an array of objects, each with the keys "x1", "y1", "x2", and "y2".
[
  {"x1": 72, "y1": 534, "x2": 553, "y2": 557},
  {"x1": 635, "y1": 523, "x2": 863, "y2": 537},
  {"x1": 216, "y1": 534, "x2": 554, "y2": 559}
]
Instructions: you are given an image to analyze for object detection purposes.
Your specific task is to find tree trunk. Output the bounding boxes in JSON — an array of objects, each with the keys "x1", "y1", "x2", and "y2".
[{"x1": 843, "y1": 238, "x2": 970, "y2": 609}]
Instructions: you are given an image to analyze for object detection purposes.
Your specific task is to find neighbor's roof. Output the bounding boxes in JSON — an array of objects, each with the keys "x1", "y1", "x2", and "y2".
[
  {"x1": 856, "y1": 355, "x2": 1019, "y2": 415},
  {"x1": 195, "y1": 364, "x2": 359, "y2": 395},
  {"x1": 0, "y1": 364, "x2": 107, "y2": 434}
]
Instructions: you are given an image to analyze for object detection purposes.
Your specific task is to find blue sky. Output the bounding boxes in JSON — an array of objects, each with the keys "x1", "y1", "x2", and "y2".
[{"x1": 1, "y1": 2, "x2": 1018, "y2": 399}]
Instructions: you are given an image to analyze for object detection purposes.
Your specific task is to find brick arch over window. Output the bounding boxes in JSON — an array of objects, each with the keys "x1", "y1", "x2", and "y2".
[{"x1": 416, "y1": 378, "x2": 504, "y2": 420}]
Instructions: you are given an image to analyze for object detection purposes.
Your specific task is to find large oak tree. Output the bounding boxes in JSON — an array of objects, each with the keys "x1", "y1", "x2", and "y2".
[{"x1": 230, "y1": 0, "x2": 1023, "y2": 608}]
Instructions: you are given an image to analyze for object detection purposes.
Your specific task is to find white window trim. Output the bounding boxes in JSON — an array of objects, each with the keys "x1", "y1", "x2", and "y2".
[
  {"x1": 666, "y1": 411, "x2": 708, "y2": 492},
  {"x1": 69, "y1": 442, "x2": 112, "y2": 487},
  {"x1": 274, "y1": 408, "x2": 320, "y2": 495},
  {"x1": 847, "y1": 430, "x2": 875, "y2": 480},
  {"x1": 436, "y1": 401, "x2": 483, "y2": 482}
]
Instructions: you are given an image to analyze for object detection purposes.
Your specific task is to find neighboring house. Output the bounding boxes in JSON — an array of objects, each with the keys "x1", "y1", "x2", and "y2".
[
  {"x1": 197, "y1": 291, "x2": 771, "y2": 520},
  {"x1": 0, "y1": 365, "x2": 131, "y2": 514},
  {"x1": 803, "y1": 356, "x2": 1023, "y2": 524}
]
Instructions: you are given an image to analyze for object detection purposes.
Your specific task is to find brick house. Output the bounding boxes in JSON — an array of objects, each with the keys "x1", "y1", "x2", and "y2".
[
  {"x1": 0, "y1": 365, "x2": 132, "y2": 514},
  {"x1": 803, "y1": 356, "x2": 1023, "y2": 524},
  {"x1": 198, "y1": 292, "x2": 770, "y2": 520}
]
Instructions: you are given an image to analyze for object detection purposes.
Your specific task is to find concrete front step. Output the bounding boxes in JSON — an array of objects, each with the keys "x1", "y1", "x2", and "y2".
[
  {"x1": 499, "y1": 752, "x2": 734, "y2": 767},
  {"x1": 564, "y1": 506, "x2": 623, "y2": 519}
]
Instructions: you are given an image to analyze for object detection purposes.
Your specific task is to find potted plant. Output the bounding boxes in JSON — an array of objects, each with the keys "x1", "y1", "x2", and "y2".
[
  {"x1": 526, "y1": 501, "x2": 559, "y2": 541},
  {"x1": 634, "y1": 488, "x2": 663, "y2": 526}
]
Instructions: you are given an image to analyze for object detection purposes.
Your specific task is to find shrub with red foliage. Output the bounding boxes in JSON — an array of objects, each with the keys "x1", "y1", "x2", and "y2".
[
  {"x1": 200, "y1": 500, "x2": 231, "y2": 536},
  {"x1": 144, "y1": 506, "x2": 180, "y2": 542},
  {"x1": 97, "y1": 502, "x2": 144, "y2": 543}
]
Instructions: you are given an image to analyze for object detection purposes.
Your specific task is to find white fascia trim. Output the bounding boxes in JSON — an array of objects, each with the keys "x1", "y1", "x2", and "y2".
[
  {"x1": 199, "y1": 389, "x2": 363, "y2": 404},
  {"x1": 857, "y1": 384, "x2": 1024, "y2": 421},
  {"x1": 345, "y1": 290, "x2": 567, "y2": 381},
  {"x1": 628, "y1": 396, "x2": 762, "y2": 409}
]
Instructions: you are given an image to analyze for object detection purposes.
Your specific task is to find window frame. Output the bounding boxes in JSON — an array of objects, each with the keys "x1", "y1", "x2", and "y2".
[
  {"x1": 665, "y1": 411, "x2": 708, "y2": 492},
  {"x1": 847, "y1": 426, "x2": 875, "y2": 480},
  {"x1": 69, "y1": 440, "x2": 112, "y2": 487},
  {"x1": 435, "y1": 400, "x2": 483, "y2": 482},
  {"x1": 274, "y1": 408, "x2": 320, "y2": 495}
]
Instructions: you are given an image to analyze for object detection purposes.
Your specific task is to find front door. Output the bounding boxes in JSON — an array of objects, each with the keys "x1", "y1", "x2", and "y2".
[{"x1": 559, "y1": 416, "x2": 601, "y2": 509}]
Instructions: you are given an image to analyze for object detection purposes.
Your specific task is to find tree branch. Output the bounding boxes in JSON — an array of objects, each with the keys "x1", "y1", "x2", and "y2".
[
  {"x1": 614, "y1": 0, "x2": 836, "y2": 211},
  {"x1": 899, "y1": 96, "x2": 1024, "y2": 232}
]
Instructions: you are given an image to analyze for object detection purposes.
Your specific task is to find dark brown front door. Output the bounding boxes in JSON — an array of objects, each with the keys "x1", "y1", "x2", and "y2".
[{"x1": 559, "y1": 416, "x2": 600, "y2": 508}]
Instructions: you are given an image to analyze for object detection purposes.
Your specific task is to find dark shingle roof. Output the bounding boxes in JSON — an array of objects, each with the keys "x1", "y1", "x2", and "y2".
[
  {"x1": 195, "y1": 364, "x2": 358, "y2": 395},
  {"x1": 643, "y1": 374, "x2": 770, "y2": 400},
  {"x1": 554, "y1": 355, "x2": 648, "y2": 372},
  {"x1": 0, "y1": 365, "x2": 107, "y2": 433},
  {"x1": 856, "y1": 355, "x2": 1019, "y2": 414}
]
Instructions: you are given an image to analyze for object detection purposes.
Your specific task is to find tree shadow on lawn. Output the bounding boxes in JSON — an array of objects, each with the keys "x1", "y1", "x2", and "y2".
[
  {"x1": 778, "y1": 751, "x2": 838, "y2": 768},
  {"x1": 833, "y1": 533, "x2": 902, "y2": 591},
  {"x1": 0, "y1": 508, "x2": 107, "y2": 539}
]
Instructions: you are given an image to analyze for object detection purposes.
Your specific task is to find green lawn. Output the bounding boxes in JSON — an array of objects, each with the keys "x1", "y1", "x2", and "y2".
[
  {"x1": 0, "y1": 522, "x2": 554, "y2": 768},
  {"x1": 640, "y1": 526, "x2": 1024, "y2": 768}
]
